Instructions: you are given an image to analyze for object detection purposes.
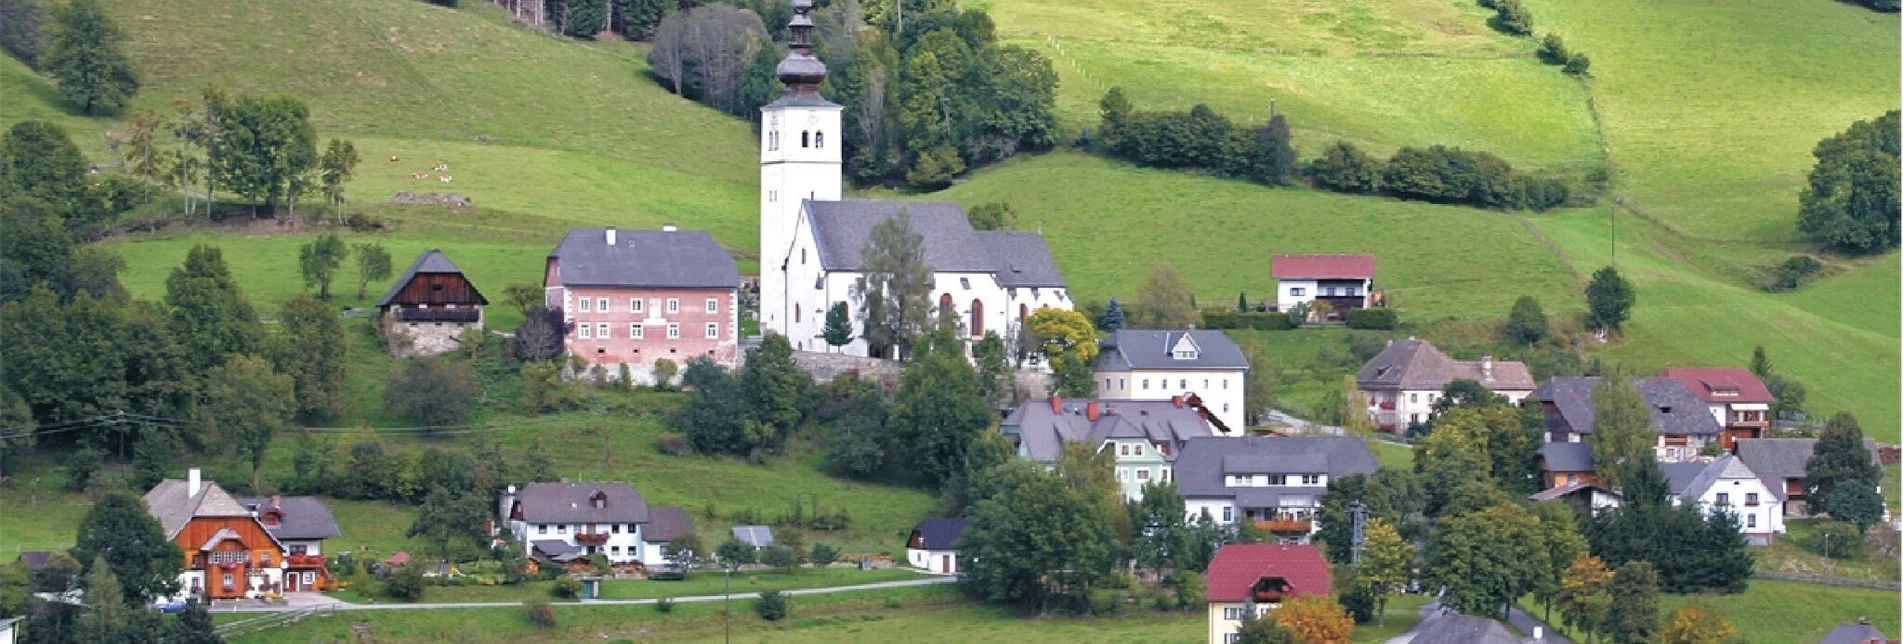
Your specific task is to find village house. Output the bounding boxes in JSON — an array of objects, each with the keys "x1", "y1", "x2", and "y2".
[
  {"x1": 756, "y1": 0, "x2": 1070, "y2": 357},
  {"x1": 544, "y1": 226, "x2": 743, "y2": 376},
  {"x1": 1204, "y1": 543, "x2": 1331, "y2": 644},
  {"x1": 236, "y1": 495, "x2": 340, "y2": 592},
  {"x1": 1174, "y1": 437, "x2": 1379, "y2": 541},
  {"x1": 1528, "y1": 480, "x2": 1623, "y2": 516},
  {"x1": 1534, "y1": 376, "x2": 1724, "y2": 462},
  {"x1": 377, "y1": 249, "x2": 488, "y2": 357},
  {"x1": 1662, "y1": 455, "x2": 1784, "y2": 544},
  {"x1": 1356, "y1": 338, "x2": 1535, "y2": 432},
  {"x1": 999, "y1": 396, "x2": 1217, "y2": 501},
  {"x1": 144, "y1": 469, "x2": 325, "y2": 600},
  {"x1": 1269, "y1": 254, "x2": 1376, "y2": 316},
  {"x1": 1093, "y1": 329, "x2": 1250, "y2": 432},
  {"x1": 498, "y1": 482, "x2": 690, "y2": 567},
  {"x1": 1734, "y1": 437, "x2": 1884, "y2": 517},
  {"x1": 904, "y1": 518, "x2": 967, "y2": 574},
  {"x1": 1405, "y1": 611, "x2": 1548, "y2": 644},
  {"x1": 1660, "y1": 367, "x2": 1774, "y2": 450},
  {"x1": 1537, "y1": 442, "x2": 1597, "y2": 489},
  {"x1": 1819, "y1": 619, "x2": 1896, "y2": 644}
]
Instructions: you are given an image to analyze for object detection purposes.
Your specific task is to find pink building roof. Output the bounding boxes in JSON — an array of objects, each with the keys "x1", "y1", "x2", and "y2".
[
  {"x1": 1661, "y1": 367, "x2": 1774, "y2": 404},
  {"x1": 1204, "y1": 544, "x2": 1332, "y2": 603},
  {"x1": 1270, "y1": 254, "x2": 1376, "y2": 280}
]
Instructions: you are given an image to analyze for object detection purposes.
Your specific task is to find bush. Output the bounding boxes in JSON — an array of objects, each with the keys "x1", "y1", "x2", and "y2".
[
  {"x1": 656, "y1": 434, "x2": 695, "y2": 456},
  {"x1": 809, "y1": 543, "x2": 839, "y2": 567},
  {"x1": 384, "y1": 565, "x2": 426, "y2": 601},
  {"x1": 754, "y1": 590, "x2": 789, "y2": 620},
  {"x1": 551, "y1": 576, "x2": 583, "y2": 599},
  {"x1": 523, "y1": 600, "x2": 556, "y2": 628},
  {"x1": 1307, "y1": 141, "x2": 1383, "y2": 193},
  {"x1": 1493, "y1": 0, "x2": 1532, "y2": 35},
  {"x1": 760, "y1": 545, "x2": 800, "y2": 571},
  {"x1": 1802, "y1": 520, "x2": 1866, "y2": 560},
  {"x1": 655, "y1": 597, "x2": 675, "y2": 613},
  {"x1": 1200, "y1": 310, "x2": 1298, "y2": 330},
  {"x1": 1536, "y1": 34, "x2": 1570, "y2": 64},
  {"x1": 64, "y1": 447, "x2": 104, "y2": 491},
  {"x1": 1563, "y1": 53, "x2": 1591, "y2": 76},
  {"x1": 652, "y1": 358, "x2": 678, "y2": 390},
  {"x1": 1770, "y1": 255, "x2": 1823, "y2": 291},
  {"x1": 1345, "y1": 308, "x2": 1397, "y2": 330}
]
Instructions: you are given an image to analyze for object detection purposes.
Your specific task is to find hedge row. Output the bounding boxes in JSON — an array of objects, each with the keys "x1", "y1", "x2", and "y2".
[
  {"x1": 1200, "y1": 310, "x2": 1298, "y2": 330},
  {"x1": 1345, "y1": 308, "x2": 1398, "y2": 330}
]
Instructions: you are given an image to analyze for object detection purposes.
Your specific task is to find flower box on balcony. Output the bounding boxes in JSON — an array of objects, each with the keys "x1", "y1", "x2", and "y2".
[{"x1": 575, "y1": 532, "x2": 610, "y2": 546}]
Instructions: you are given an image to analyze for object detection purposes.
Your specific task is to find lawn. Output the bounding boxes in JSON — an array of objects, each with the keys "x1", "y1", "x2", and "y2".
[
  {"x1": 1525, "y1": 580, "x2": 1900, "y2": 644},
  {"x1": 405, "y1": 568, "x2": 927, "y2": 603},
  {"x1": 1753, "y1": 519, "x2": 1902, "y2": 583}
]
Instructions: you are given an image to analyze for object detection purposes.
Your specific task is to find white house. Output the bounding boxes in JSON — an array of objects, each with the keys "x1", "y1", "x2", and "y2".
[
  {"x1": 1663, "y1": 456, "x2": 1785, "y2": 544},
  {"x1": 1173, "y1": 437, "x2": 1379, "y2": 541},
  {"x1": 905, "y1": 518, "x2": 966, "y2": 574},
  {"x1": 0, "y1": 616, "x2": 20, "y2": 644},
  {"x1": 1270, "y1": 254, "x2": 1375, "y2": 314},
  {"x1": 499, "y1": 482, "x2": 691, "y2": 567},
  {"x1": 1094, "y1": 329, "x2": 1250, "y2": 432},
  {"x1": 1357, "y1": 338, "x2": 1536, "y2": 432},
  {"x1": 999, "y1": 397, "x2": 1216, "y2": 501},
  {"x1": 757, "y1": 0, "x2": 1070, "y2": 357}
]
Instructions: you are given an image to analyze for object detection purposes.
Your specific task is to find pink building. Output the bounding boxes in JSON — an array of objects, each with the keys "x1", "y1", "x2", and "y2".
[{"x1": 545, "y1": 227, "x2": 743, "y2": 371}]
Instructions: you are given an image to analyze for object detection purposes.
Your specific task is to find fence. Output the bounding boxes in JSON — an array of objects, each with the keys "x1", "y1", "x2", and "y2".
[{"x1": 214, "y1": 605, "x2": 339, "y2": 638}]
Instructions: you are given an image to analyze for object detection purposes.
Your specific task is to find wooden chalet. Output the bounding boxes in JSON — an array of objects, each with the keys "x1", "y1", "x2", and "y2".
[
  {"x1": 144, "y1": 469, "x2": 289, "y2": 600},
  {"x1": 377, "y1": 249, "x2": 488, "y2": 356}
]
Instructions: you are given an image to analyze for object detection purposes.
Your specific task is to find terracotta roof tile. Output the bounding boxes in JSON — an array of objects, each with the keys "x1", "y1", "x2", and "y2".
[
  {"x1": 1270, "y1": 254, "x2": 1376, "y2": 280},
  {"x1": 1204, "y1": 544, "x2": 1331, "y2": 603}
]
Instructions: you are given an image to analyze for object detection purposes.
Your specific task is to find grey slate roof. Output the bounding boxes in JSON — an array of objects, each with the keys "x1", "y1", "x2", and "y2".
[
  {"x1": 1233, "y1": 486, "x2": 1322, "y2": 508},
  {"x1": 1734, "y1": 437, "x2": 1882, "y2": 501},
  {"x1": 643, "y1": 506, "x2": 694, "y2": 543},
  {"x1": 1533, "y1": 377, "x2": 1723, "y2": 437},
  {"x1": 1174, "y1": 436, "x2": 1379, "y2": 498},
  {"x1": 143, "y1": 479, "x2": 255, "y2": 539},
  {"x1": 1224, "y1": 453, "x2": 1329, "y2": 474},
  {"x1": 377, "y1": 249, "x2": 486, "y2": 307},
  {"x1": 513, "y1": 482, "x2": 649, "y2": 525},
  {"x1": 802, "y1": 201, "x2": 1067, "y2": 287},
  {"x1": 1529, "y1": 481, "x2": 1616, "y2": 502},
  {"x1": 909, "y1": 518, "x2": 968, "y2": 550},
  {"x1": 1659, "y1": 461, "x2": 1711, "y2": 496},
  {"x1": 1001, "y1": 399, "x2": 1215, "y2": 463},
  {"x1": 17, "y1": 551, "x2": 50, "y2": 571},
  {"x1": 531, "y1": 540, "x2": 586, "y2": 562},
  {"x1": 1672, "y1": 456, "x2": 1759, "y2": 501},
  {"x1": 1819, "y1": 621, "x2": 1891, "y2": 644},
  {"x1": 1538, "y1": 442, "x2": 1594, "y2": 472},
  {"x1": 1355, "y1": 338, "x2": 1535, "y2": 392},
  {"x1": 732, "y1": 525, "x2": 774, "y2": 548},
  {"x1": 1408, "y1": 611, "x2": 1535, "y2": 644},
  {"x1": 549, "y1": 228, "x2": 741, "y2": 289},
  {"x1": 1098, "y1": 330, "x2": 1249, "y2": 371},
  {"x1": 238, "y1": 496, "x2": 342, "y2": 541}
]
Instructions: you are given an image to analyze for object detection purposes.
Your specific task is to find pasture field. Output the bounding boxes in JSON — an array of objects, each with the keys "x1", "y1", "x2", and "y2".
[{"x1": 1532, "y1": 580, "x2": 1901, "y2": 644}]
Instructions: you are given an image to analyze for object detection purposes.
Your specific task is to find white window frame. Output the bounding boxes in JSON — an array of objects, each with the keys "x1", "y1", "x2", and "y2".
[
  {"x1": 631, "y1": 324, "x2": 644, "y2": 339},
  {"x1": 538, "y1": 525, "x2": 547, "y2": 535},
  {"x1": 596, "y1": 298, "x2": 609, "y2": 312},
  {"x1": 580, "y1": 298, "x2": 593, "y2": 312},
  {"x1": 596, "y1": 322, "x2": 610, "y2": 339},
  {"x1": 1290, "y1": 287, "x2": 1305, "y2": 296},
  {"x1": 667, "y1": 324, "x2": 680, "y2": 339},
  {"x1": 706, "y1": 298, "x2": 718, "y2": 313},
  {"x1": 631, "y1": 298, "x2": 643, "y2": 313},
  {"x1": 1136, "y1": 469, "x2": 1149, "y2": 481},
  {"x1": 705, "y1": 323, "x2": 719, "y2": 339},
  {"x1": 666, "y1": 298, "x2": 680, "y2": 313},
  {"x1": 579, "y1": 324, "x2": 592, "y2": 339}
]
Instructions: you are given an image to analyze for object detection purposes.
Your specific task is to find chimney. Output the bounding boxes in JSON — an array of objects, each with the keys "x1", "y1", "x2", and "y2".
[
  {"x1": 662, "y1": 224, "x2": 678, "y2": 232},
  {"x1": 506, "y1": 484, "x2": 517, "y2": 495},
  {"x1": 271, "y1": 494, "x2": 282, "y2": 510},
  {"x1": 1086, "y1": 402, "x2": 1100, "y2": 421},
  {"x1": 1482, "y1": 355, "x2": 1494, "y2": 379},
  {"x1": 1171, "y1": 395, "x2": 1184, "y2": 408},
  {"x1": 1049, "y1": 396, "x2": 1062, "y2": 413},
  {"x1": 187, "y1": 468, "x2": 201, "y2": 497},
  {"x1": 605, "y1": 227, "x2": 617, "y2": 246}
]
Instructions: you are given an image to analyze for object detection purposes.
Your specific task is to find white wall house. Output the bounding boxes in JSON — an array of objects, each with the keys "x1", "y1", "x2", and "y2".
[
  {"x1": 1664, "y1": 456, "x2": 1785, "y2": 544},
  {"x1": 758, "y1": 3, "x2": 1069, "y2": 356},
  {"x1": 1000, "y1": 398, "x2": 1215, "y2": 502},
  {"x1": 905, "y1": 518, "x2": 966, "y2": 574},
  {"x1": 1095, "y1": 330, "x2": 1250, "y2": 432},
  {"x1": 1269, "y1": 254, "x2": 1376, "y2": 314},
  {"x1": 1357, "y1": 338, "x2": 1536, "y2": 432},
  {"x1": 1173, "y1": 437, "x2": 1379, "y2": 541},
  {"x1": 501, "y1": 482, "x2": 660, "y2": 566}
]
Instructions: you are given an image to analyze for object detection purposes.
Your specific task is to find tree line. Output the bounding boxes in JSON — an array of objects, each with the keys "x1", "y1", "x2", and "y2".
[
  {"x1": 645, "y1": 0, "x2": 1057, "y2": 187},
  {"x1": 1097, "y1": 88, "x2": 1574, "y2": 212}
]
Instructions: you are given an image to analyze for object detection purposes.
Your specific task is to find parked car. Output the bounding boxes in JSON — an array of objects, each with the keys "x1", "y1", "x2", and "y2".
[
  {"x1": 648, "y1": 564, "x2": 687, "y2": 581},
  {"x1": 151, "y1": 599, "x2": 189, "y2": 613}
]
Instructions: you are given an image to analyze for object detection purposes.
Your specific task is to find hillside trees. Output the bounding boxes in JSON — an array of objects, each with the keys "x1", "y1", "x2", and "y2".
[
  {"x1": 892, "y1": 331, "x2": 991, "y2": 485},
  {"x1": 1504, "y1": 295, "x2": 1549, "y2": 345},
  {"x1": 166, "y1": 244, "x2": 265, "y2": 375},
  {"x1": 212, "y1": 94, "x2": 317, "y2": 213},
  {"x1": 0, "y1": 120, "x2": 88, "y2": 207},
  {"x1": 71, "y1": 491, "x2": 181, "y2": 604},
  {"x1": 42, "y1": 0, "x2": 140, "y2": 115},
  {"x1": 676, "y1": 333, "x2": 816, "y2": 459},
  {"x1": 1556, "y1": 554, "x2": 1614, "y2": 643},
  {"x1": 966, "y1": 201, "x2": 1014, "y2": 231},
  {"x1": 384, "y1": 358, "x2": 481, "y2": 429},
  {"x1": 818, "y1": 375, "x2": 888, "y2": 477},
  {"x1": 274, "y1": 295, "x2": 348, "y2": 418},
  {"x1": 1132, "y1": 260, "x2": 1200, "y2": 329},
  {"x1": 0, "y1": 0, "x2": 44, "y2": 66},
  {"x1": 1658, "y1": 603, "x2": 1743, "y2": 644},
  {"x1": 319, "y1": 139, "x2": 361, "y2": 218},
  {"x1": 1027, "y1": 308, "x2": 1098, "y2": 398},
  {"x1": 353, "y1": 243, "x2": 392, "y2": 301},
  {"x1": 959, "y1": 460, "x2": 1118, "y2": 614},
  {"x1": 1307, "y1": 141, "x2": 1382, "y2": 194},
  {"x1": 1797, "y1": 111, "x2": 1900, "y2": 253},
  {"x1": 408, "y1": 484, "x2": 491, "y2": 571},
  {"x1": 1424, "y1": 502, "x2": 1548, "y2": 619},
  {"x1": 1805, "y1": 412, "x2": 1883, "y2": 529},
  {"x1": 1605, "y1": 561, "x2": 1659, "y2": 644},
  {"x1": 201, "y1": 354, "x2": 296, "y2": 489},
  {"x1": 1585, "y1": 266, "x2": 1634, "y2": 333},
  {"x1": 648, "y1": 6, "x2": 768, "y2": 113},
  {"x1": 297, "y1": 233, "x2": 348, "y2": 299},
  {"x1": 1588, "y1": 371, "x2": 1653, "y2": 491}
]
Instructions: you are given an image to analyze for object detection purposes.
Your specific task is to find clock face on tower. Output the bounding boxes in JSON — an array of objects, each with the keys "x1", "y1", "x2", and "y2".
[{"x1": 806, "y1": 114, "x2": 820, "y2": 128}]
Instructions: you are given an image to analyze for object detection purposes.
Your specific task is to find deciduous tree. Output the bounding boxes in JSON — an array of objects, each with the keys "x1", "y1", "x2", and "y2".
[
  {"x1": 352, "y1": 243, "x2": 391, "y2": 301},
  {"x1": 1557, "y1": 554, "x2": 1614, "y2": 644},
  {"x1": 892, "y1": 332, "x2": 991, "y2": 484},
  {"x1": 384, "y1": 358, "x2": 481, "y2": 429},
  {"x1": 1234, "y1": 612, "x2": 1298, "y2": 644},
  {"x1": 857, "y1": 209, "x2": 933, "y2": 359},
  {"x1": 71, "y1": 492, "x2": 181, "y2": 605},
  {"x1": 1276, "y1": 595, "x2": 1353, "y2": 644},
  {"x1": 1357, "y1": 518, "x2": 1412, "y2": 626},
  {"x1": 1132, "y1": 260, "x2": 1200, "y2": 329},
  {"x1": 1797, "y1": 111, "x2": 1900, "y2": 253},
  {"x1": 202, "y1": 354, "x2": 295, "y2": 489},
  {"x1": 741, "y1": 332, "x2": 814, "y2": 447},
  {"x1": 1585, "y1": 266, "x2": 1634, "y2": 333},
  {"x1": 407, "y1": 484, "x2": 490, "y2": 573},
  {"x1": 42, "y1": 0, "x2": 139, "y2": 115},
  {"x1": 1028, "y1": 308, "x2": 1098, "y2": 399},
  {"x1": 320, "y1": 139, "x2": 361, "y2": 219},
  {"x1": 165, "y1": 245, "x2": 264, "y2": 375},
  {"x1": 966, "y1": 202, "x2": 1015, "y2": 231},
  {"x1": 1504, "y1": 295, "x2": 1549, "y2": 345},
  {"x1": 211, "y1": 94, "x2": 317, "y2": 211},
  {"x1": 297, "y1": 234, "x2": 348, "y2": 299},
  {"x1": 1658, "y1": 602, "x2": 1743, "y2": 644},
  {"x1": 1589, "y1": 371, "x2": 1654, "y2": 490},
  {"x1": 275, "y1": 295, "x2": 347, "y2": 418},
  {"x1": 1423, "y1": 502, "x2": 1546, "y2": 619},
  {"x1": 1237, "y1": 333, "x2": 1277, "y2": 425},
  {"x1": 958, "y1": 461, "x2": 1117, "y2": 614},
  {"x1": 1605, "y1": 560, "x2": 1659, "y2": 644},
  {"x1": 0, "y1": 120, "x2": 88, "y2": 207}
]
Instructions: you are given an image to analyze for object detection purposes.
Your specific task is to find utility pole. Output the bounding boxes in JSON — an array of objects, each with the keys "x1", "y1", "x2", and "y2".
[{"x1": 1349, "y1": 501, "x2": 1368, "y2": 565}]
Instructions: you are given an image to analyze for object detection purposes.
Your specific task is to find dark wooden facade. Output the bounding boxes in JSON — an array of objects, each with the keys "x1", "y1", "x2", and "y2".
[
  {"x1": 385, "y1": 273, "x2": 486, "y2": 308},
  {"x1": 172, "y1": 516, "x2": 282, "y2": 599}
]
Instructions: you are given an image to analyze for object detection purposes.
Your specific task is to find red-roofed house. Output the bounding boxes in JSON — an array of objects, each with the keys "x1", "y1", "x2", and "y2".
[
  {"x1": 1205, "y1": 544, "x2": 1331, "y2": 644},
  {"x1": 1661, "y1": 367, "x2": 1773, "y2": 450},
  {"x1": 1271, "y1": 254, "x2": 1376, "y2": 316}
]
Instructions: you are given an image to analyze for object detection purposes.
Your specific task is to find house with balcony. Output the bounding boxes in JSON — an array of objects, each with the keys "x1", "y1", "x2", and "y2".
[
  {"x1": 377, "y1": 249, "x2": 488, "y2": 357},
  {"x1": 1661, "y1": 367, "x2": 1774, "y2": 450},
  {"x1": 1093, "y1": 329, "x2": 1250, "y2": 432},
  {"x1": 1534, "y1": 376, "x2": 1723, "y2": 462},
  {"x1": 1174, "y1": 436, "x2": 1379, "y2": 540},
  {"x1": 1204, "y1": 544, "x2": 1331, "y2": 644},
  {"x1": 1356, "y1": 338, "x2": 1535, "y2": 432},
  {"x1": 143, "y1": 469, "x2": 291, "y2": 601},
  {"x1": 1661, "y1": 455, "x2": 1783, "y2": 544},
  {"x1": 499, "y1": 482, "x2": 689, "y2": 567},
  {"x1": 1735, "y1": 437, "x2": 1884, "y2": 517},
  {"x1": 1270, "y1": 254, "x2": 1376, "y2": 317},
  {"x1": 237, "y1": 495, "x2": 339, "y2": 593},
  {"x1": 1000, "y1": 396, "x2": 1216, "y2": 501},
  {"x1": 545, "y1": 226, "x2": 743, "y2": 379}
]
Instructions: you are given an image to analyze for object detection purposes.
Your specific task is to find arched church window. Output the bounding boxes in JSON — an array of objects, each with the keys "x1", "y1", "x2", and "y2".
[
  {"x1": 970, "y1": 299, "x2": 984, "y2": 337},
  {"x1": 801, "y1": 248, "x2": 807, "y2": 265},
  {"x1": 938, "y1": 293, "x2": 953, "y2": 318},
  {"x1": 802, "y1": 131, "x2": 810, "y2": 148},
  {"x1": 769, "y1": 130, "x2": 778, "y2": 151},
  {"x1": 795, "y1": 305, "x2": 802, "y2": 323},
  {"x1": 815, "y1": 131, "x2": 824, "y2": 148}
]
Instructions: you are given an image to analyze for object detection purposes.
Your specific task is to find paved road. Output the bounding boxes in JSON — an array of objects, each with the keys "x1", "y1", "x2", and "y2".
[{"x1": 212, "y1": 576, "x2": 955, "y2": 613}]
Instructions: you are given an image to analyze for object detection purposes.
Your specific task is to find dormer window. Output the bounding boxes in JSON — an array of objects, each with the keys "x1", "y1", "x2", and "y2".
[
  {"x1": 1171, "y1": 333, "x2": 1201, "y2": 360},
  {"x1": 591, "y1": 491, "x2": 607, "y2": 509}
]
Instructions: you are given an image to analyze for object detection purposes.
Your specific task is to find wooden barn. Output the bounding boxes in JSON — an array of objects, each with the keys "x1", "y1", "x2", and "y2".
[{"x1": 378, "y1": 249, "x2": 488, "y2": 356}]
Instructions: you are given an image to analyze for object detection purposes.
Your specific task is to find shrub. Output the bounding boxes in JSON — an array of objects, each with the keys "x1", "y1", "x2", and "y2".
[
  {"x1": 808, "y1": 543, "x2": 839, "y2": 567},
  {"x1": 1770, "y1": 255, "x2": 1823, "y2": 291},
  {"x1": 656, "y1": 434, "x2": 695, "y2": 456},
  {"x1": 652, "y1": 358, "x2": 678, "y2": 390},
  {"x1": 1493, "y1": 0, "x2": 1532, "y2": 35},
  {"x1": 1537, "y1": 34, "x2": 1570, "y2": 64},
  {"x1": 384, "y1": 565, "x2": 426, "y2": 601},
  {"x1": 760, "y1": 545, "x2": 800, "y2": 571},
  {"x1": 1200, "y1": 310, "x2": 1297, "y2": 330},
  {"x1": 655, "y1": 597, "x2": 675, "y2": 613},
  {"x1": 64, "y1": 447, "x2": 104, "y2": 491},
  {"x1": 1802, "y1": 520, "x2": 1866, "y2": 560},
  {"x1": 754, "y1": 590, "x2": 789, "y2": 620},
  {"x1": 1307, "y1": 141, "x2": 1382, "y2": 193},
  {"x1": 551, "y1": 576, "x2": 582, "y2": 599},
  {"x1": 1345, "y1": 308, "x2": 1397, "y2": 330},
  {"x1": 523, "y1": 600, "x2": 556, "y2": 628},
  {"x1": 1563, "y1": 53, "x2": 1592, "y2": 76}
]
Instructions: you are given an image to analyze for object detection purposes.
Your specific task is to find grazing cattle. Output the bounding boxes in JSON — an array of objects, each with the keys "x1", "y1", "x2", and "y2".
[
  {"x1": 438, "y1": 175, "x2": 453, "y2": 183},
  {"x1": 391, "y1": 155, "x2": 401, "y2": 163},
  {"x1": 433, "y1": 163, "x2": 450, "y2": 172},
  {"x1": 411, "y1": 172, "x2": 429, "y2": 179}
]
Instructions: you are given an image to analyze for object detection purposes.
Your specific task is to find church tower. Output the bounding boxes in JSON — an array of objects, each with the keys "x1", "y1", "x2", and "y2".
[{"x1": 758, "y1": 0, "x2": 841, "y2": 335}]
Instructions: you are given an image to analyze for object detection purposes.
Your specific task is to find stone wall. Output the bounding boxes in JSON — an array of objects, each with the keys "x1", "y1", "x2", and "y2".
[
  {"x1": 384, "y1": 318, "x2": 483, "y2": 358},
  {"x1": 789, "y1": 350, "x2": 1050, "y2": 400}
]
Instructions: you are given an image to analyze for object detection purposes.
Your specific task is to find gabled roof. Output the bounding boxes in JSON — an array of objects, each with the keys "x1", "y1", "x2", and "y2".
[
  {"x1": 199, "y1": 527, "x2": 246, "y2": 551},
  {"x1": 549, "y1": 228, "x2": 741, "y2": 289},
  {"x1": 377, "y1": 249, "x2": 486, "y2": 307},
  {"x1": 1001, "y1": 398, "x2": 1215, "y2": 463},
  {"x1": 1270, "y1": 254, "x2": 1376, "y2": 280},
  {"x1": 1819, "y1": 621, "x2": 1892, "y2": 644},
  {"x1": 732, "y1": 525, "x2": 774, "y2": 547},
  {"x1": 1661, "y1": 367, "x2": 1774, "y2": 404},
  {"x1": 1532, "y1": 377, "x2": 1723, "y2": 437},
  {"x1": 143, "y1": 479, "x2": 256, "y2": 539},
  {"x1": 1673, "y1": 456, "x2": 1760, "y2": 501},
  {"x1": 1409, "y1": 611, "x2": 1535, "y2": 644},
  {"x1": 1538, "y1": 442, "x2": 1594, "y2": 472},
  {"x1": 1660, "y1": 462, "x2": 1710, "y2": 495},
  {"x1": 530, "y1": 540, "x2": 587, "y2": 562},
  {"x1": 981, "y1": 232, "x2": 1067, "y2": 287},
  {"x1": 1098, "y1": 329, "x2": 1249, "y2": 371},
  {"x1": 1735, "y1": 438, "x2": 1882, "y2": 501},
  {"x1": 1355, "y1": 339, "x2": 1534, "y2": 392},
  {"x1": 909, "y1": 518, "x2": 968, "y2": 550},
  {"x1": 1174, "y1": 436, "x2": 1379, "y2": 498},
  {"x1": 1529, "y1": 481, "x2": 1617, "y2": 502},
  {"x1": 1204, "y1": 544, "x2": 1331, "y2": 602},
  {"x1": 643, "y1": 506, "x2": 694, "y2": 543},
  {"x1": 238, "y1": 496, "x2": 342, "y2": 541},
  {"x1": 805, "y1": 200, "x2": 995, "y2": 273},
  {"x1": 513, "y1": 482, "x2": 649, "y2": 524}
]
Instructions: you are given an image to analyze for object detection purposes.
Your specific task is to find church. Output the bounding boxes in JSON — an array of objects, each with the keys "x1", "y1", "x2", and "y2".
[{"x1": 758, "y1": 0, "x2": 1071, "y2": 356}]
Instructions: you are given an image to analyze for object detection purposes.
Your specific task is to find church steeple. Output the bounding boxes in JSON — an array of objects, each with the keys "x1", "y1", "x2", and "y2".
[{"x1": 776, "y1": 0, "x2": 826, "y2": 97}]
